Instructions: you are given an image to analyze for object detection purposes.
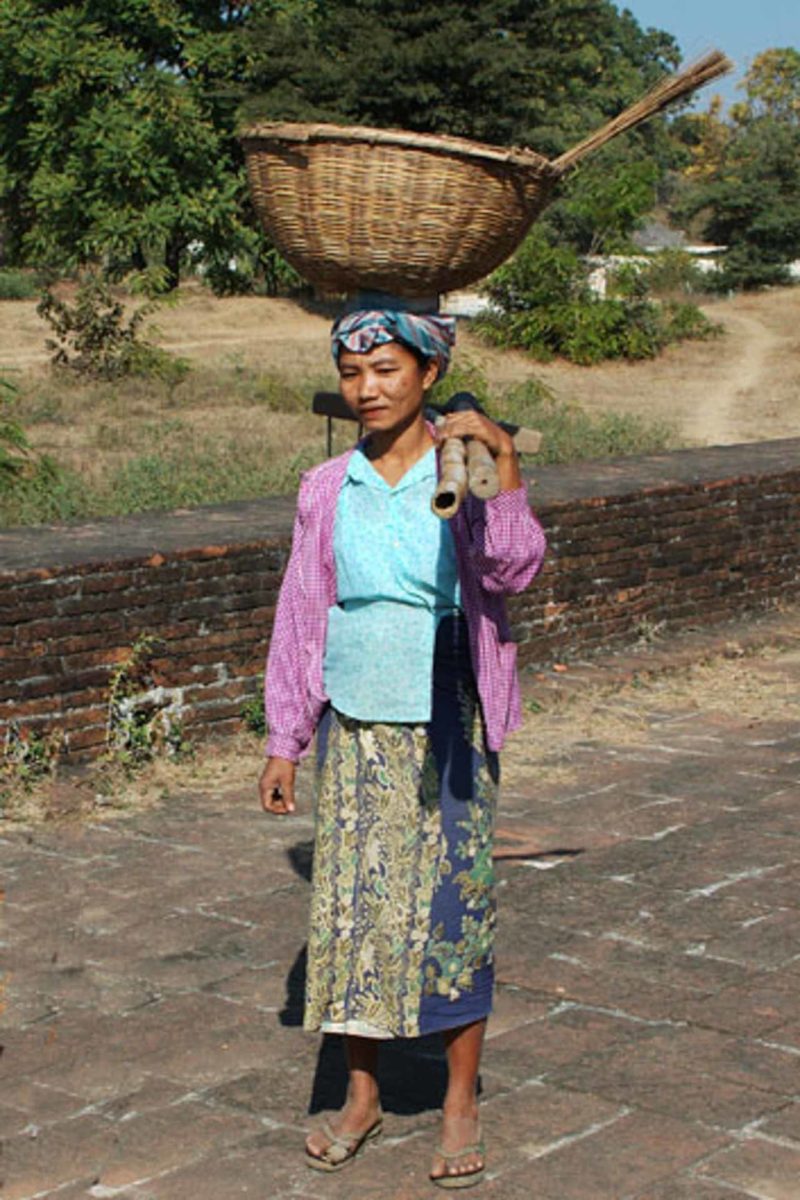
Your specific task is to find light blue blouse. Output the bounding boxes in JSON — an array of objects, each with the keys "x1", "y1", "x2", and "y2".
[{"x1": 323, "y1": 445, "x2": 461, "y2": 723}]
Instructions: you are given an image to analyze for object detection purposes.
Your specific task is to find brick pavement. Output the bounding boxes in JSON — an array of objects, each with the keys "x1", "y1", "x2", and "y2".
[{"x1": 3, "y1": 628, "x2": 800, "y2": 1199}]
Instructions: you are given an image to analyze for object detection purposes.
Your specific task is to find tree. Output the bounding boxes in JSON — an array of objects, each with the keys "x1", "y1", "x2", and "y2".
[
  {"x1": 671, "y1": 96, "x2": 732, "y2": 182},
  {"x1": 0, "y1": 1, "x2": 259, "y2": 288},
  {"x1": 547, "y1": 152, "x2": 660, "y2": 254},
  {"x1": 241, "y1": 0, "x2": 679, "y2": 153},
  {"x1": 730, "y1": 47, "x2": 800, "y2": 125},
  {"x1": 672, "y1": 48, "x2": 800, "y2": 289},
  {"x1": 0, "y1": 0, "x2": 683, "y2": 287}
]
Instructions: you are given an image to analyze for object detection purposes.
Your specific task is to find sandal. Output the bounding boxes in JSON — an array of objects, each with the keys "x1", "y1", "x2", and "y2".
[
  {"x1": 305, "y1": 1112, "x2": 384, "y2": 1173},
  {"x1": 430, "y1": 1122, "x2": 486, "y2": 1190}
]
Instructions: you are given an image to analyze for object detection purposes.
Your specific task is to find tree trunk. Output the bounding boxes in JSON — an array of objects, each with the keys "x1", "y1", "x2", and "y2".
[{"x1": 164, "y1": 239, "x2": 182, "y2": 291}]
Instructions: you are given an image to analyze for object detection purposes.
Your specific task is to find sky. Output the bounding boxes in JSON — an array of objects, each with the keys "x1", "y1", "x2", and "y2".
[{"x1": 622, "y1": 0, "x2": 799, "y2": 108}]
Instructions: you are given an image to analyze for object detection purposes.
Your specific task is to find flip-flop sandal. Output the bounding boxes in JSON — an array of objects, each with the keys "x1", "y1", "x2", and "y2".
[
  {"x1": 305, "y1": 1114, "x2": 384, "y2": 1173},
  {"x1": 430, "y1": 1131, "x2": 486, "y2": 1190}
]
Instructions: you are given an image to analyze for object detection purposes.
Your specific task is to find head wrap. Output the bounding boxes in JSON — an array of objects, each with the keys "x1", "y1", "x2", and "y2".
[{"x1": 331, "y1": 310, "x2": 456, "y2": 381}]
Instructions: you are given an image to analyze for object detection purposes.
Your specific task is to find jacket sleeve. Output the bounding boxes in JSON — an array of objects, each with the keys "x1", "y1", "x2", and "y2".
[
  {"x1": 263, "y1": 479, "x2": 322, "y2": 762},
  {"x1": 461, "y1": 486, "x2": 547, "y2": 595}
]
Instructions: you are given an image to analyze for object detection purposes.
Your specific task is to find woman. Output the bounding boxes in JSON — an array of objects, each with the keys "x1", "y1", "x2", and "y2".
[{"x1": 259, "y1": 308, "x2": 546, "y2": 1188}]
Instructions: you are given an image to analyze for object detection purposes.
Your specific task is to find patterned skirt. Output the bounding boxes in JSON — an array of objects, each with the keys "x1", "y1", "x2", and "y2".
[{"x1": 304, "y1": 615, "x2": 499, "y2": 1039}]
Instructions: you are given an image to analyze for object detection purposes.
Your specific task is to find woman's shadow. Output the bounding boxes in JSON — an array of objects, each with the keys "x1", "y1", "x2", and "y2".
[{"x1": 281, "y1": 840, "x2": 451, "y2": 1117}]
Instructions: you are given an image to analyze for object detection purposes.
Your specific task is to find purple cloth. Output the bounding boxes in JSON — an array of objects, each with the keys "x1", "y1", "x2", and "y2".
[{"x1": 264, "y1": 430, "x2": 547, "y2": 762}]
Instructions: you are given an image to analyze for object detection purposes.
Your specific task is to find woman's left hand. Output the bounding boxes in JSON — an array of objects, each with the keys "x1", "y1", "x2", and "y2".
[
  {"x1": 435, "y1": 411, "x2": 522, "y2": 492},
  {"x1": 434, "y1": 410, "x2": 514, "y2": 458}
]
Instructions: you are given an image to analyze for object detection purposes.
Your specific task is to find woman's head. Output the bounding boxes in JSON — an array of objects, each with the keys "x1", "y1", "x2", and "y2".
[
  {"x1": 331, "y1": 308, "x2": 456, "y2": 435},
  {"x1": 337, "y1": 340, "x2": 437, "y2": 433}
]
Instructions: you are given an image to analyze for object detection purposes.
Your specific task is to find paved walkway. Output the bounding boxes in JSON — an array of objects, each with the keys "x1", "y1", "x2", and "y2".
[{"x1": 4, "y1": 623, "x2": 800, "y2": 1199}]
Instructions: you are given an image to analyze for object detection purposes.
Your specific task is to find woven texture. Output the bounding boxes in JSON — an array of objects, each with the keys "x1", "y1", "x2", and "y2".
[
  {"x1": 241, "y1": 124, "x2": 557, "y2": 296},
  {"x1": 241, "y1": 53, "x2": 731, "y2": 297}
]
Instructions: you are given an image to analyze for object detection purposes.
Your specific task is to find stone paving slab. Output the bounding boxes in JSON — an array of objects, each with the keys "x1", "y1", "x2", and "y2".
[{"x1": 3, "y1": 624, "x2": 800, "y2": 1198}]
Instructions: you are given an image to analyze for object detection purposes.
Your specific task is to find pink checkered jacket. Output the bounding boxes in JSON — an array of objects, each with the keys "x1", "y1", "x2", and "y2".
[{"x1": 264, "y1": 445, "x2": 547, "y2": 762}]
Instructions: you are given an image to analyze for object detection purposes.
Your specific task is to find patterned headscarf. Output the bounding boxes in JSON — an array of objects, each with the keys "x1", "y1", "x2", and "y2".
[{"x1": 331, "y1": 310, "x2": 456, "y2": 381}]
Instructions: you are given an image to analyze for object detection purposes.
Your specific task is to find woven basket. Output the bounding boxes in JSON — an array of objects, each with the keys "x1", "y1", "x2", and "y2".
[
  {"x1": 242, "y1": 124, "x2": 558, "y2": 295},
  {"x1": 240, "y1": 52, "x2": 731, "y2": 298}
]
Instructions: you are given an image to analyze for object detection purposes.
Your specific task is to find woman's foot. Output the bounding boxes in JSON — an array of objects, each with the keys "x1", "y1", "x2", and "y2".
[
  {"x1": 430, "y1": 1103, "x2": 485, "y2": 1188},
  {"x1": 305, "y1": 1098, "x2": 383, "y2": 1169}
]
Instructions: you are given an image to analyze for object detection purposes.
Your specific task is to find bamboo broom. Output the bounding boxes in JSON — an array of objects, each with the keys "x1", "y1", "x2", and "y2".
[{"x1": 552, "y1": 50, "x2": 733, "y2": 176}]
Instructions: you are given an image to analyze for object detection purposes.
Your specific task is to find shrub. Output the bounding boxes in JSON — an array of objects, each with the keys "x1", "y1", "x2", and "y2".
[
  {"x1": 2, "y1": 722, "x2": 62, "y2": 795},
  {"x1": 106, "y1": 634, "x2": 191, "y2": 773},
  {"x1": 477, "y1": 231, "x2": 720, "y2": 365},
  {"x1": 486, "y1": 377, "x2": 676, "y2": 463},
  {"x1": 241, "y1": 695, "x2": 267, "y2": 737},
  {"x1": 1, "y1": 376, "x2": 28, "y2": 481},
  {"x1": 37, "y1": 273, "x2": 189, "y2": 383},
  {"x1": 482, "y1": 230, "x2": 590, "y2": 312},
  {"x1": 0, "y1": 269, "x2": 43, "y2": 301},
  {"x1": 0, "y1": 374, "x2": 78, "y2": 526},
  {"x1": 634, "y1": 250, "x2": 712, "y2": 298}
]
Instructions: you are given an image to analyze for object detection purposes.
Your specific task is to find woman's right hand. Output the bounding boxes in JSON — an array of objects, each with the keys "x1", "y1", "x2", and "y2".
[{"x1": 259, "y1": 756, "x2": 297, "y2": 815}]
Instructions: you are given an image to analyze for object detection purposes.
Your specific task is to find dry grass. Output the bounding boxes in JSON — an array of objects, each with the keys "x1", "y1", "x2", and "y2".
[
  {"x1": 1, "y1": 285, "x2": 681, "y2": 524},
  {"x1": 3, "y1": 281, "x2": 800, "y2": 458},
  {"x1": 0, "y1": 731, "x2": 267, "y2": 826},
  {"x1": 11, "y1": 361, "x2": 344, "y2": 478},
  {"x1": 502, "y1": 640, "x2": 800, "y2": 790}
]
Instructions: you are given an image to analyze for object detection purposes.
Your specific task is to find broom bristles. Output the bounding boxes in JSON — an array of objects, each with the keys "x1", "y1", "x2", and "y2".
[{"x1": 552, "y1": 49, "x2": 733, "y2": 174}]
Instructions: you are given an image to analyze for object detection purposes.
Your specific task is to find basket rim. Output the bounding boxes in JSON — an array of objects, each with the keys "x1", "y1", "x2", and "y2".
[{"x1": 238, "y1": 120, "x2": 555, "y2": 174}]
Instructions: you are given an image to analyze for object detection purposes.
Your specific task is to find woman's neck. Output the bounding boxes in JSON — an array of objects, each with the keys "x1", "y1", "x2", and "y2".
[{"x1": 365, "y1": 415, "x2": 433, "y2": 484}]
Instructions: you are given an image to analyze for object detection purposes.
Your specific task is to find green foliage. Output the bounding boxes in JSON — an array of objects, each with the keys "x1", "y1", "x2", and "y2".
[
  {"x1": 2, "y1": 721, "x2": 62, "y2": 793},
  {"x1": 672, "y1": 49, "x2": 800, "y2": 291},
  {"x1": 1, "y1": 0, "x2": 688, "y2": 292},
  {"x1": 37, "y1": 274, "x2": 190, "y2": 383},
  {"x1": 106, "y1": 634, "x2": 191, "y2": 773},
  {"x1": 1, "y1": 375, "x2": 28, "y2": 482},
  {"x1": 240, "y1": 695, "x2": 267, "y2": 738},
  {"x1": 730, "y1": 47, "x2": 800, "y2": 125},
  {"x1": 0, "y1": 269, "x2": 43, "y2": 300},
  {"x1": 477, "y1": 230, "x2": 719, "y2": 364},
  {"x1": 242, "y1": 0, "x2": 678, "y2": 151},
  {"x1": 0, "y1": 374, "x2": 71, "y2": 524},
  {"x1": 0, "y1": 457, "x2": 87, "y2": 527},
  {"x1": 0, "y1": 0, "x2": 267, "y2": 289},
  {"x1": 549, "y1": 155, "x2": 660, "y2": 254},
  {"x1": 480, "y1": 229, "x2": 588, "y2": 311},
  {"x1": 677, "y1": 117, "x2": 800, "y2": 290},
  {"x1": 621, "y1": 250, "x2": 711, "y2": 298}
]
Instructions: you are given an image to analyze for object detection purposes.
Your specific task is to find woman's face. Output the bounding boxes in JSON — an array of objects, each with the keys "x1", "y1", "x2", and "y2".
[{"x1": 338, "y1": 341, "x2": 438, "y2": 435}]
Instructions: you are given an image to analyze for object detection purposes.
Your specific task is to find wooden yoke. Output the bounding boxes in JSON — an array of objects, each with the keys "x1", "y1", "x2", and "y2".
[{"x1": 429, "y1": 392, "x2": 542, "y2": 520}]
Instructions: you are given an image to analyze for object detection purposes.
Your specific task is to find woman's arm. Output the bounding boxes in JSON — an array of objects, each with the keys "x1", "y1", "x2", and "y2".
[
  {"x1": 468, "y1": 487, "x2": 547, "y2": 594},
  {"x1": 438, "y1": 412, "x2": 547, "y2": 595},
  {"x1": 263, "y1": 480, "x2": 322, "y2": 762}
]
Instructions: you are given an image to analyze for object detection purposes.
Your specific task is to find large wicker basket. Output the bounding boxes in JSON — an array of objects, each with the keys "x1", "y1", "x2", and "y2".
[{"x1": 240, "y1": 52, "x2": 730, "y2": 298}]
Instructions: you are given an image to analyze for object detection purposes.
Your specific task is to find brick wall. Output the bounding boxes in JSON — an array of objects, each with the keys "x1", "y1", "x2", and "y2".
[{"x1": 1, "y1": 438, "x2": 798, "y2": 758}]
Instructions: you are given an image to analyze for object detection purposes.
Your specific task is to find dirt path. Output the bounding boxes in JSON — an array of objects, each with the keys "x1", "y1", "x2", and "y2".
[
  {"x1": 462, "y1": 288, "x2": 800, "y2": 447},
  {"x1": 2, "y1": 285, "x2": 799, "y2": 447}
]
